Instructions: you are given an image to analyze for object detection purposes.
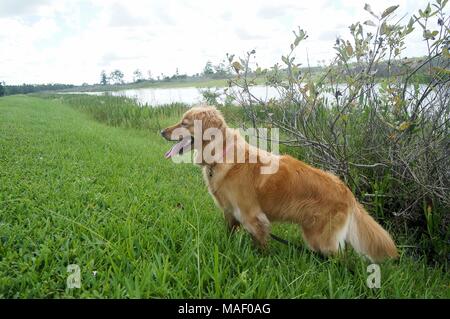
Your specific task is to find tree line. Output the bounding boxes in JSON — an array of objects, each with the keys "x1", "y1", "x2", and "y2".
[
  {"x1": 0, "y1": 82, "x2": 75, "y2": 96},
  {"x1": 0, "y1": 60, "x2": 232, "y2": 97},
  {"x1": 1, "y1": 55, "x2": 435, "y2": 98},
  {"x1": 98, "y1": 61, "x2": 232, "y2": 86}
]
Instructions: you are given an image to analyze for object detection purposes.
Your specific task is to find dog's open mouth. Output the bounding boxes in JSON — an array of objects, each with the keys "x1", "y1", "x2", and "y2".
[{"x1": 164, "y1": 136, "x2": 194, "y2": 159}]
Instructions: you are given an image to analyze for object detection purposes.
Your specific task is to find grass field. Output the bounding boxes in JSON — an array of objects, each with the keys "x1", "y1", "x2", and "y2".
[{"x1": 0, "y1": 95, "x2": 448, "y2": 298}]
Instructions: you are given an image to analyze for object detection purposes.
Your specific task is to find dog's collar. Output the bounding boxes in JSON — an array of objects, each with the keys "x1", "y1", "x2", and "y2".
[{"x1": 207, "y1": 142, "x2": 234, "y2": 178}]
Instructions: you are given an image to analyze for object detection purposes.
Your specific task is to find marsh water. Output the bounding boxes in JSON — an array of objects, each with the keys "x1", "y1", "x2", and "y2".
[
  {"x1": 72, "y1": 84, "x2": 436, "y2": 107},
  {"x1": 75, "y1": 85, "x2": 280, "y2": 106}
]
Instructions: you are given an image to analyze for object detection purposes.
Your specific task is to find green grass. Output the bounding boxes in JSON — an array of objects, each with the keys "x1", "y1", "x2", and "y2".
[{"x1": 0, "y1": 95, "x2": 448, "y2": 298}]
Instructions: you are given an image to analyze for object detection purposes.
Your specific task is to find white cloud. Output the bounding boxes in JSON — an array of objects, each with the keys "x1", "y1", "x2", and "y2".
[
  {"x1": 257, "y1": 4, "x2": 305, "y2": 19},
  {"x1": 0, "y1": 0, "x2": 438, "y2": 85},
  {"x1": 0, "y1": 0, "x2": 51, "y2": 17}
]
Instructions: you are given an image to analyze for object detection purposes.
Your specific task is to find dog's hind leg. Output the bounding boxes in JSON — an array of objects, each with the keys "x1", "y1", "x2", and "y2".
[{"x1": 301, "y1": 209, "x2": 349, "y2": 257}]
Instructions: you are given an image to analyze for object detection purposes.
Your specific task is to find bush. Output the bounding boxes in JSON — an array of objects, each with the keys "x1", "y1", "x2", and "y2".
[{"x1": 225, "y1": 1, "x2": 449, "y2": 263}]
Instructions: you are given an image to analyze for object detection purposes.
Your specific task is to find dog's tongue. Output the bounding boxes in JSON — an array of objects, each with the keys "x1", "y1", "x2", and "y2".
[{"x1": 165, "y1": 136, "x2": 192, "y2": 159}]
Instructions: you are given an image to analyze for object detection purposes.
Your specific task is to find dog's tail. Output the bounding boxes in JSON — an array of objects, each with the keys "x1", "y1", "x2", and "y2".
[{"x1": 346, "y1": 202, "x2": 398, "y2": 262}]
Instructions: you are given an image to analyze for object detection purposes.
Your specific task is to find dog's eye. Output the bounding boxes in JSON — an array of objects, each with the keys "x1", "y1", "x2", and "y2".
[{"x1": 181, "y1": 122, "x2": 189, "y2": 127}]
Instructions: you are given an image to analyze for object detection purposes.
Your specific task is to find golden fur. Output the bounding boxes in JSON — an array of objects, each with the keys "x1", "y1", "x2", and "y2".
[{"x1": 161, "y1": 105, "x2": 398, "y2": 262}]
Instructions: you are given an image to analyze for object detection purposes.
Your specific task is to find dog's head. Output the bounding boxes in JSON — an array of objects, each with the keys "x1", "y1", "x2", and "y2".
[{"x1": 161, "y1": 105, "x2": 227, "y2": 159}]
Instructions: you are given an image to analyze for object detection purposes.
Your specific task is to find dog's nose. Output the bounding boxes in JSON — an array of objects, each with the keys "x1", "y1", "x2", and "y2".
[{"x1": 160, "y1": 130, "x2": 165, "y2": 137}]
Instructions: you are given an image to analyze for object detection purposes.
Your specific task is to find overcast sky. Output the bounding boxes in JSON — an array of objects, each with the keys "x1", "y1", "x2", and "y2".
[{"x1": 0, "y1": 0, "x2": 433, "y2": 85}]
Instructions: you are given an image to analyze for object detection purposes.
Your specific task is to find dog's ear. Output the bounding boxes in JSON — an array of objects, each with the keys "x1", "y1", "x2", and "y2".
[{"x1": 203, "y1": 108, "x2": 226, "y2": 130}]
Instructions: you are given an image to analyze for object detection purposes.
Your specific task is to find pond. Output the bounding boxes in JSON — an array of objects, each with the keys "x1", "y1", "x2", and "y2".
[
  {"x1": 74, "y1": 85, "x2": 280, "y2": 106},
  {"x1": 71, "y1": 83, "x2": 436, "y2": 107}
]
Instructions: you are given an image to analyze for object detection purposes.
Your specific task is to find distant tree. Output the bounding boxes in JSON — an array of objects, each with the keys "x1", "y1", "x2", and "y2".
[
  {"x1": 214, "y1": 62, "x2": 226, "y2": 74},
  {"x1": 147, "y1": 70, "x2": 153, "y2": 80},
  {"x1": 110, "y1": 69, "x2": 125, "y2": 84},
  {"x1": 133, "y1": 69, "x2": 143, "y2": 83},
  {"x1": 203, "y1": 61, "x2": 214, "y2": 76},
  {"x1": 202, "y1": 61, "x2": 230, "y2": 78},
  {"x1": 0, "y1": 82, "x2": 5, "y2": 96},
  {"x1": 213, "y1": 61, "x2": 230, "y2": 78},
  {"x1": 100, "y1": 70, "x2": 109, "y2": 85}
]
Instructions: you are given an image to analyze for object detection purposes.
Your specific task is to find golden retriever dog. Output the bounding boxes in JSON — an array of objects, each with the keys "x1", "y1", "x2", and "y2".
[{"x1": 161, "y1": 105, "x2": 398, "y2": 262}]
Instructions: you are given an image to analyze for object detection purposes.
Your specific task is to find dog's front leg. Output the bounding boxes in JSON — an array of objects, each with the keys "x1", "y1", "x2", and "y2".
[
  {"x1": 223, "y1": 209, "x2": 240, "y2": 233},
  {"x1": 209, "y1": 191, "x2": 239, "y2": 233},
  {"x1": 239, "y1": 207, "x2": 270, "y2": 249}
]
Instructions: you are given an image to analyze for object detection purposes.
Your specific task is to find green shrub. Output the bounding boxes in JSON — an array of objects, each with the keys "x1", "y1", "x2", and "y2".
[{"x1": 224, "y1": 1, "x2": 449, "y2": 263}]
